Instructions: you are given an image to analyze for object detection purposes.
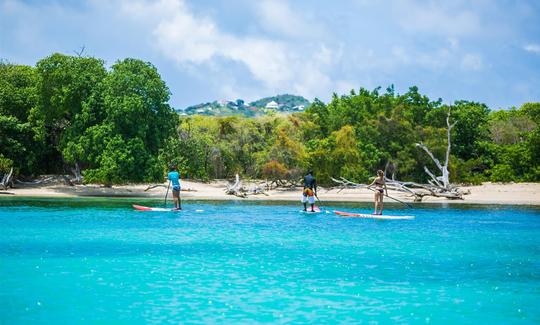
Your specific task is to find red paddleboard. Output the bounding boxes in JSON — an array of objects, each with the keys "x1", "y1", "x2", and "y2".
[
  {"x1": 132, "y1": 204, "x2": 180, "y2": 212},
  {"x1": 334, "y1": 210, "x2": 414, "y2": 220}
]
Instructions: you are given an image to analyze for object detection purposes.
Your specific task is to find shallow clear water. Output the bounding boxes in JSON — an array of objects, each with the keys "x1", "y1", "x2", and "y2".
[{"x1": 1, "y1": 198, "x2": 539, "y2": 324}]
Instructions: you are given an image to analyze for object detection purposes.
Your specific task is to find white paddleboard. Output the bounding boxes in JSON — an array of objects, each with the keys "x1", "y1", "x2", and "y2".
[
  {"x1": 300, "y1": 206, "x2": 322, "y2": 213},
  {"x1": 334, "y1": 210, "x2": 414, "y2": 220}
]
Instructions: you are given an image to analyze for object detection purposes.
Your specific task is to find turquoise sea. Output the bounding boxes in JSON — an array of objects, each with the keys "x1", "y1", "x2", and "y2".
[{"x1": 1, "y1": 198, "x2": 539, "y2": 324}]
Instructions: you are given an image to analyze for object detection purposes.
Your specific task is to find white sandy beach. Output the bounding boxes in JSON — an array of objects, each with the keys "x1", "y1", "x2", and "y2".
[{"x1": 2, "y1": 180, "x2": 540, "y2": 205}]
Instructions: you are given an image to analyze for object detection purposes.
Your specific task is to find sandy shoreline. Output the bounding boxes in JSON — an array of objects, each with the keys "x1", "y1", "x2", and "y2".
[{"x1": 1, "y1": 180, "x2": 539, "y2": 206}]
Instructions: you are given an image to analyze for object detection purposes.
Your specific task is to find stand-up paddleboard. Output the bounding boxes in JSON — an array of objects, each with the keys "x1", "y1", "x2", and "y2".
[
  {"x1": 334, "y1": 210, "x2": 414, "y2": 220},
  {"x1": 300, "y1": 206, "x2": 321, "y2": 213},
  {"x1": 132, "y1": 204, "x2": 181, "y2": 212}
]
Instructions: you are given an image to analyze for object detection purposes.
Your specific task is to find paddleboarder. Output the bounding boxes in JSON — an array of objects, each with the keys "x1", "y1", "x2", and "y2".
[
  {"x1": 368, "y1": 170, "x2": 388, "y2": 215},
  {"x1": 302, "y1": 171, "x2": 317, "y2": 212},
  {"x1": 168, "y1": 164, "x2": 182, "y2": 210}
]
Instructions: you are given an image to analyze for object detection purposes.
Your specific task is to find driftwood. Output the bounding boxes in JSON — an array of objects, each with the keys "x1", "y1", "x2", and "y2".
[
  {"x1": 145, "y1": 184, "x2": 167, "y2": 191},
  {"x1": 416, "y1": 108, "x2": 457, "y2": 190},
  {"x1": 330, "y1": 108, "x2": 466, "y2": 201},
  {"x1": 16, "y1": 176, "x2": 54, "y2": 185},
  {"x1": 15, "y1": 174, "x2": 85, "y2": 187},
  {"x1": 0, "y1": 168, "x2": 14, "y2": 190},
  {"x1": 265, "y1": 178, "x2": 302, "y2": 190},
  {"x1": 226, "y1": 174, "x2": 268, "y2": 198},
  {"x1": 331, "y1": 176, "x2": 465, "y2": 202},
  {"x1": 71, "y1": 163, "x2": 83, "y2": 184},
  {"x1": 144, "y1": 184, "x2": 197, "y2": 192},
  {"x1": 225, "y1": 174, "x2": 247, "y2": 198}
]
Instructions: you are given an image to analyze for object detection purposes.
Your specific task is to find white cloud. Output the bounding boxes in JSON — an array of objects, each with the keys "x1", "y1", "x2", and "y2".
[
  {"x1": 524, "y1": 44, "x2": 540, "y2": 54},
  {"x1": 461, "y1": 53, "x2": 483, "y2": 70},
  {"x1": 256, "y1": 0, "x2": 323, "y2": 39},
  {"x1": 392, "y1": 0, "x2": 481, "y2": 37},
  {"x1": 121, "y1": 0, "x2": 341, "y2": 100}
]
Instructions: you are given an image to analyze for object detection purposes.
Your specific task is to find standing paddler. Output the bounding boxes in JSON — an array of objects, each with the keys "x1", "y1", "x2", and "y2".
[
  {"x1": 302, "y1": 170, "x2": 317, "y2": 212},
  {"x1": 168, "y1": 164, "x2": 182, "y2": 210},
  {"x1": 368, "y1": 170, "x2": 388, "y2": 215}
]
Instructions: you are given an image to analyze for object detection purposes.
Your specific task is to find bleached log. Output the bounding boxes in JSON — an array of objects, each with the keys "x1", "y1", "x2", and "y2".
[
  {"x1": 332, "y1": 176, "x2": 464, "y2": 202},
  {"x1": 71, "y1": 162, "x2": 83, "y2": 184},
  {"x1": 15, "y1": 176, "x2": 54, "y2": 185},
  {"x1": 145, "y1": 184, "x2": 167, "y2": 191},
  {"x1": 0, "y1": 168, "x2": 14, "y2": 190},
  {"x1": 225, "y1": 174, "x2": 247, "y2": 198},
  {"x1": 423, "y1": 166, "x2": 444, "y2": 188},
  {"x1": 415, "y1": 109, "x2": 456, "y2": 190}
]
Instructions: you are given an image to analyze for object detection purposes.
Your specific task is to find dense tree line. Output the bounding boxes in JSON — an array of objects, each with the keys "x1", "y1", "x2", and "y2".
[
  {"x1": 0, "y1": 54, "x2": 176, "y2": 184},
  {"x1": 1, "y1": 54, "x2": 539, "y2": 185},
  {"x1": 168, "y1": 89, "x2": 539, "y2": 185}
]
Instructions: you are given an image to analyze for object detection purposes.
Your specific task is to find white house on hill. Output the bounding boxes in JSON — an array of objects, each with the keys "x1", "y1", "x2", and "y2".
[{"x1": 265, "y1": 100, "x2": 279, "y2": 109}]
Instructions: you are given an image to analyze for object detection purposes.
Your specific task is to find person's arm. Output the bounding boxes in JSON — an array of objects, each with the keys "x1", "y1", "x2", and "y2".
[
  {"x1": 383, "y1": 179, "x2": 388, "y2": 196},
  {"x1": 367, "y1": 178, "x2": 376, "y2": 189},
  {"x1": 314, "y1": 179, "x2": 318, "y2": 196}
]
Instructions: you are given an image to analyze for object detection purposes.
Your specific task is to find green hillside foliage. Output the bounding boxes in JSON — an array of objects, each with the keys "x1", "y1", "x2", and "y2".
[
  {"x1": 0, "y1": 54, "x2": 539, "y2": 185},
  {"x1": 249, "y1": 94, "x2": 310, "y2": 110},
  {"x1": 183, "y1": 94, "x2": 310, "y2": 116}
]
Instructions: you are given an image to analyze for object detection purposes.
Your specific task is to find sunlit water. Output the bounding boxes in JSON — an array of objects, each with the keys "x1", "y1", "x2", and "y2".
[{"x1": 1, "y1": 198, "x2": 539, "y2": 324}]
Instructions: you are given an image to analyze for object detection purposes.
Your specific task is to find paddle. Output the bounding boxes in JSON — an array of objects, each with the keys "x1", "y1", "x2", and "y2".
[
  {"x1": 178, "y1": 184, "x2": 182, "y2": 209},
  {"x1": 366, "y1": 187, "x2": 413, "y2": 208},
  {"x1": 384, "y1": 193, "x2": 413, "y2": 208},
  {"x1": 314, "y1": 193, "x2": 330, "y2": 213},
  {"x1": 164, "y1": 181, "x2": 170, "y2": 208}
]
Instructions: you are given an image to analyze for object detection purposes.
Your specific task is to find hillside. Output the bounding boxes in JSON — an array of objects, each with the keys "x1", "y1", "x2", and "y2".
[{"x1": 181, "y1": 94, "x2": 310, "y2": 116}]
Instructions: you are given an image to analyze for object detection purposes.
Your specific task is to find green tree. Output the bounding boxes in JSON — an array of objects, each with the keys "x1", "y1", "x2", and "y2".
[
  {"x1": 0, "y1": 62, "x2": 40, "y2": 174},
  {"x1": 31, "y1": 53, "x2": 107, "y2": 173},
  {"x1": 75, "y1": 59, "x2": 176, "y2": 184}
]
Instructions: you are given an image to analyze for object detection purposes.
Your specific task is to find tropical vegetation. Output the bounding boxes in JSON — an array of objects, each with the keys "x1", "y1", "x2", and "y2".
[{"x1": 1, "y1": 54, "x2": 539, "y2": 185}]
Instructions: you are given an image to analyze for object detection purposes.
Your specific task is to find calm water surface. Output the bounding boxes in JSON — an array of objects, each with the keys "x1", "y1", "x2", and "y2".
[{"x1": 1, "y1": 198, "x2": 539, "y2": 324}]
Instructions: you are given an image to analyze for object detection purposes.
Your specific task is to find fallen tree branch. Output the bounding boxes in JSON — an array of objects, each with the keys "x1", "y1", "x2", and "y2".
[
  {"x1": 225, "y1": 174, "x2": 270, "y2": 198},
  {"x1": 0, "y1": 168, "x2": 14, "y2": 190},
  {"x1": 145, "y1": 184, "x2": 167, "y2": 191},
  {"x1": 415, "y1": 108, "x2": 456, "y2": 190},
  {"x1": 225, "y1": 174, "x2": 247, "y2": 198},
  {"x1": 331, "y1": 176, "x2": 464, "y2": 202},
  {"x1": 71, "y1": 162, "x2": 83, "y2": 184}
]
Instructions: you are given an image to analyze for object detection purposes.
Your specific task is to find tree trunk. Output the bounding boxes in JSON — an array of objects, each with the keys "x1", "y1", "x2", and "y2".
[
  {"x1": 1, "y1": 168, "x2": 14, "y2": 190},
  {"x1": 416, "y1": 108, "x2": 456, "y2": 191}
]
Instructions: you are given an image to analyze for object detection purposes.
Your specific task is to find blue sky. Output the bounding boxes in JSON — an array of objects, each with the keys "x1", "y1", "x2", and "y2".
[{"x1": 1, "y1": 0, "x2": 540, "y2": 110}]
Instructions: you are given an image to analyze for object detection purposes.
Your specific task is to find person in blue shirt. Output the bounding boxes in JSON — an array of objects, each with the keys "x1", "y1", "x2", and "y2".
[{"x1": 168, "y1": 164, "x2": 181, "y2": 210}]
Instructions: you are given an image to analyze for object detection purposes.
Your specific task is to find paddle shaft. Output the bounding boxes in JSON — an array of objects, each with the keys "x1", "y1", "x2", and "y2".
[
  {"x1": 164, "y1": 181, "x2": 170, "y2": 207},
  {"x1": 367, "y1": 187, "x2": 412, "y2": 208},
  {"x1": 178, "y1": 184, "x2": 182, "y2": 209},
  {"x1": 315, "y1": 193, "x2": 323, "y2": 207}
]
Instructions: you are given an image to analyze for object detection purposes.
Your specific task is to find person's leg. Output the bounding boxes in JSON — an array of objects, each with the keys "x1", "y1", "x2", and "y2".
[
  {"x1": 302, "y1": 194, "x2": 307, "y2": 211},
  {"x1": 172, "y1": 190, "x2": 180, "y2": 209},
  {"x1": 373, "y1": 192, "x2": 379, "y2": 214},
  {"x1": 178, "y1": 192, "x2": 182, "y2": 209},
  {"x1": 378, "y1": 194, "x2": 384, "y2": 215}
]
